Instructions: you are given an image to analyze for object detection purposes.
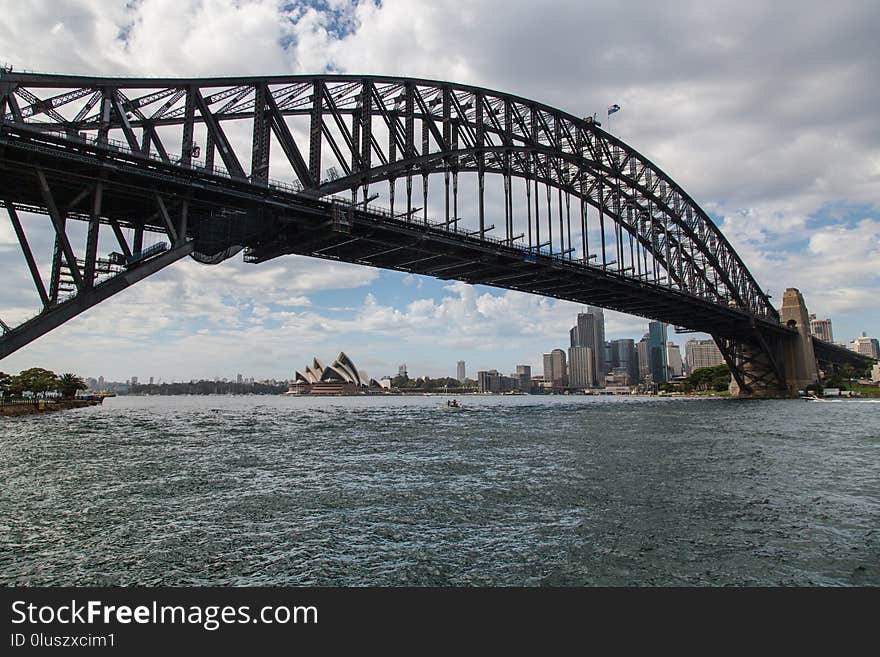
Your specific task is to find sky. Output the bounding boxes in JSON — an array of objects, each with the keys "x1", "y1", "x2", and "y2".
[{"x1": 1, "y1": 0, "x2": 878, "y2": 382}]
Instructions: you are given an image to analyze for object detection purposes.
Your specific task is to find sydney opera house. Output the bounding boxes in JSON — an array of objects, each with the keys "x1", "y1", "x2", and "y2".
[{"x1": 286, "y1": 352, "x2": 376, "y2": 395}]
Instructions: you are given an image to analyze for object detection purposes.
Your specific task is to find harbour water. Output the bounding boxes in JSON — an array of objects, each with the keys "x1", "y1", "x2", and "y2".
[{"x1": 1, "y1": 395, "x2": 878, "y2": 586}]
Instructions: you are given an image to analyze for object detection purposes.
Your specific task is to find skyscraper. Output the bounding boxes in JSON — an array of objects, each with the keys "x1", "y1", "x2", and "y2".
[
  {"x1": 543, "y1": 349, "x2": 568, "y2": 388},
  {"x1": 515, "y1": 365, "x2": 532, "y2": 392},
  {"x1": 611, "y1": 338, "x2": 638, "y2": 383},
  {"x1": 647, "y1": 321, "x2": 668, "y2": 383},
  {"x1": 569, "y1": 308, "x2": 606, "y2": 386},
  {"x1": 637, "y1": 337, "x2": 651, "y2": 383},
  {"x1": 666, "y1": 341, "x2": 683, "y2": 378},
  {"x1": 457, "y1": 360, "x2": 466, "y2": 383},
  {"x1": 568, "y1": 346, "x2": 594, "y2": 389}
]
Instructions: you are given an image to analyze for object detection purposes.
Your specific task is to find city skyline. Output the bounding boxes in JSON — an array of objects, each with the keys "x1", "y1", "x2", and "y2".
[{"x1": 0, "y1": 0, "x2": 877, "y2": 381}]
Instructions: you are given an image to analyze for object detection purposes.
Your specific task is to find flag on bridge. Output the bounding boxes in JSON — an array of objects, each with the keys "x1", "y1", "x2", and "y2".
[{"x1": 607, "y1": 104, "x2": 621, "y2": 116}]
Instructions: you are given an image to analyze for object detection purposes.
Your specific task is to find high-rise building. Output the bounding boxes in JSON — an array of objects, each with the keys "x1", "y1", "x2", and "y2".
[
  {"x1": 569, "y1": 308, "x2": 606, "y2": 386},
  {"x1": 398, "y1": 364, "x2": 408, "y2": 378},
  {"x1": 237, "y1": 373, "x2": 243, "y2": 384},
  {"x1": 685, "y1": 338, "x2": 725, "y2": 371},
  {"x1": 808, "y1": 314, "x2": 834, "y2": 343},
  {"x1": 543, "y1": 349, "x2": 568, "y2": 388},
  {"x1": 515, "y1": 365, "x2": 531, "y2": 392},
  {"x1": 568, "y1": 346, "x2": 594, "y2": 389},
  {"x1": 131, "y1": 376, "x2": 138, "y2": 386},
  {"x1": 610, "y1": 338, "x2": 638, "y2": 384},
  {"x1": 149, "y1": 376, "x2": 154, "y2": 385},
  {"x1": 666, "y1": 341, "x2": 684, "y2": 378},
  {"x1": 647, "y1": 322, "x2": 668, "y2": 383},
  {"x1": 850, "y1": 333, "x2": 880, "y2": 359},
  {"x1": 637, "y1": 337, "x2": 651, "y2": 382},
  {"x1": 457, "y1": 360, "x2": 466, "y2": 383}
]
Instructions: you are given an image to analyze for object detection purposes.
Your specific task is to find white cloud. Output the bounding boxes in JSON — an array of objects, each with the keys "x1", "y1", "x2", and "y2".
[{"x1": 1, "y1": 0, "x2": 879, "y2": 377}]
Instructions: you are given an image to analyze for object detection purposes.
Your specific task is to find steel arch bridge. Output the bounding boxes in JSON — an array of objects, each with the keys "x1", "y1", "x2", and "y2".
[{"x1": 0, "y1": 70, "x2": 828, "y2": 394}]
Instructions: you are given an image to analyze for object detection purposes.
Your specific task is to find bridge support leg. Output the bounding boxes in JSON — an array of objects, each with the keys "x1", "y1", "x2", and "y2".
[
  {"x1": 717, "y1": 336, "x2": 789, "y2": 398},
  {"x1": 778, "y1": 287, "x2": 819, "y2": 393}
]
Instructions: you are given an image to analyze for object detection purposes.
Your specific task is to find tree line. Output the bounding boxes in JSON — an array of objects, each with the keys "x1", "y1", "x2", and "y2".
[
  {"x1": 129, "y1": 381, "x2": 288, "y2": 395},
  {"x1": 0, "y1": 368, "x2": 87, "y2": 399}
]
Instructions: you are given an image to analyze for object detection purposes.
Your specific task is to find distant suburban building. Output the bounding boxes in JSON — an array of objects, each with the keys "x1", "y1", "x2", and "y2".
[
  {"x1": 568, "y1": 346, "x2": 594, "y2": 389},
  {"x1": 666, "y1": 341, "x2": 684, "y2": 378},
  {"x1": 809, "y1": 314, "x2": 834, "y2": 343},
  {"x1": 457, "y1": 360, "x2": 466, "y2": 383},
  {"x1": 849, "y1": 333, "x2": 880, "y2": 359},
  {"x1": 685, "y1": 338, "x2": 725, "y2": 371}
]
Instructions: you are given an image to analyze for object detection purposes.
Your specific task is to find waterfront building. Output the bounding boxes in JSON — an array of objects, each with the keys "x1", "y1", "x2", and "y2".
[
  {"x1": 666, "y1": 342, "x2": 684, "y2": 378},
  {"x1": 872, "y1": 363, "x2": 880, "y2": 384},
  {"x1": 647, "y1": 321, "x2": 668, "y2": 383},
  {"x1": 569, "y1": 308, "x2": 606, "y2": 386},
  {"x1": 685, "y1": 338, "x2": 725, "y2": 371},
  {"x1": 457, "y1": 360, "x2": 466, "y2": 383},
  {"x1": 398, "y1": 363, "x2": 407, "y2": 378},
  {"x1": 809, "y1": 314, "x2": 834, "y2": 343},
  {"x1": 478, "y1": 370, "x2": 520, "y2": 393},
  {"x1": 568, "y1": 346, "x2": 594, "y2": 389},
  {"x1": 290, "y1": 352, "x2": 369, "y2": 395},
  {"x1": 849, "y1": 333, "x2": 880, "y2": 359}
]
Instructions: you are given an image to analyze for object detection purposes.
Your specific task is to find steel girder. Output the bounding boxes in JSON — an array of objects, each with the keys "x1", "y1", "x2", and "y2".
[
  {"x1": 1, "y1": 71, "x2": 775, "y2": 313},
  {"x1": 0, "y1": 69, "x2": 790, "y2": 363}
]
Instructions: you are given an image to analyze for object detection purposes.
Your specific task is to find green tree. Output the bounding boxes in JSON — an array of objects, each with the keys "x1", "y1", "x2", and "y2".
[
  {"x1": 56, "y1": 373, "x2": 87, "y2": 399},
  {"x1": 12, "y1": 367, "x2": 58, "y2": 396}
]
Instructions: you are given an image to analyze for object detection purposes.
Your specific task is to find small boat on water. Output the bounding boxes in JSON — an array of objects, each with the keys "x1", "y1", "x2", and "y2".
[{"x1": 445, "y1": 399, "x2": 462, "y2": 409}]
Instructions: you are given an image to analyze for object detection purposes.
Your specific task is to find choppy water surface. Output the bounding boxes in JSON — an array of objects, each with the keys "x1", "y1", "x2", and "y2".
[{"x1": 1, "y1": 395, "x2": 878, "y2": 586}]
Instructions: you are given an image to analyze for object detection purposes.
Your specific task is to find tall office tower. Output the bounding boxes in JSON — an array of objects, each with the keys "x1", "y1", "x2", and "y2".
[
  {"x1": 684, "y1": 338, "x2": 725, "y2": 371},
  {"x1": 666, "y1": 341, "x2": 684, "y2": 378},
  {"x1": 515, "y1": 365, "x2": 532, "y2": 392},
  {"x1": 544, "y1": 348, "x2": 568, "y2": 388},
  {"x1": 457, "y1": 360, "x2": 466, "y2": 382},
  {"x1": 568, "y1": 346, "x2": 594, "y2": 388},
  {"x1": 131, "y1": 376, "x2": 138, "y2": 386},
  {"x1": 398, "y1": 364, "x2": 407, "y2": 378},
  {"x1": 543, "y1": 353, "x2": 554, "y2": 383},
  {"x1": 570, "y1": 307, "x2": 606, "y2": 385},
  {"x1": 237, "y1": 373, "x2": 243, "y2": 384},
  {"x1": 647, "y1": 321, "x2": 668, "y2": 383},
  {"x1": 808, "y1": 314, "x2": 834, "y2": 343},
  {"x1": 611, "y1": 338, "x2": 638, "y2": 383},
  {"x1": 637, "y1": 336, "x2": 651, "y2": 382}
]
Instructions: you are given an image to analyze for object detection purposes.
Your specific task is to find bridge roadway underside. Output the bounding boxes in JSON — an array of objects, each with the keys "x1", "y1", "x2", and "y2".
[{"x1": 0, "y1": 127, "x2": 790, "y2": 345}]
